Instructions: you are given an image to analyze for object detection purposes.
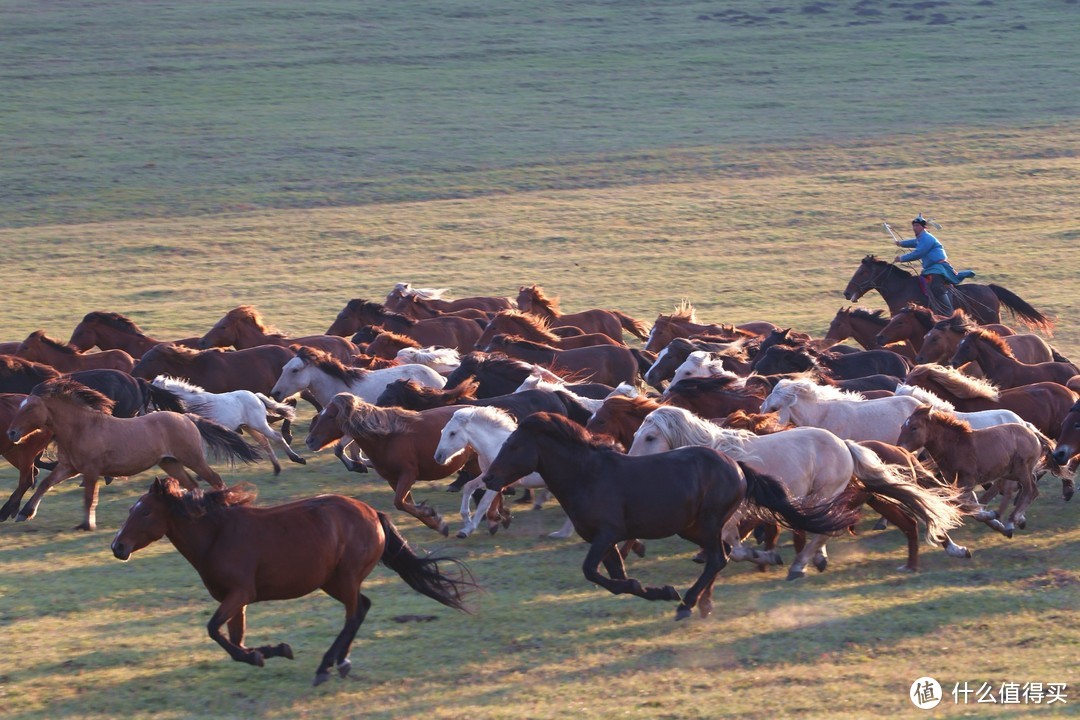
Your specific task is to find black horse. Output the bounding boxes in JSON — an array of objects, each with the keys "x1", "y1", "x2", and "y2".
[
  {"x1": 482, "y1": 413, "x2": 859, "y2": 620},
  {"x1": 752, "y1": 344, "x2": 911, "y2": 382},
  {"x1": 443, "y1": 352, "x2": 613, "y2": 399}
]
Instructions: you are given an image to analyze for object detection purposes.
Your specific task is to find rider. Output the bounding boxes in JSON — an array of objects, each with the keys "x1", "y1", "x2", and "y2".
[{"x1": 893, "y1": 214, "x2": 971, "y2": 315}]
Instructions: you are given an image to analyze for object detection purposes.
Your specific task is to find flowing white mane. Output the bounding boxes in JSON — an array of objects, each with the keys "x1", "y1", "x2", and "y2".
[
  {"x1": 772, "y1": 378, "x2": 865, "y2": 403},
  {"x1": 151, "y1": 374, "x2": 207, "y2": 396},
  {"x1": 394, "y1": 283, "x2": 451, "y2": 300},
  {"x1": 895, "y1": 383, "x2": 955, "y2": 412},
  {"x1": 396, "y1": 346, "x2": 461, "y2": 372}
]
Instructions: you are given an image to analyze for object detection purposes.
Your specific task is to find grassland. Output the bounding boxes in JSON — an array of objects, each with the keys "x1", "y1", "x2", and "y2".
[{"x1": 2, "y1": 1, "x2": 1079, "y2": 718}]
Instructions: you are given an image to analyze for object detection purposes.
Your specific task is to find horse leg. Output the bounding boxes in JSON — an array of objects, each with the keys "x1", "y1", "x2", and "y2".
[
  {"x1": 207, "y1": 593, "x2": 265, "y2": 667},
  {"x1": 1006, "y1": 473, "x2": 1039, "y2": 535},
  {"x1": 552, "y1": 517, "x2": 579, "y2": 540},
  {"x1": 249, "y1": 430, "x2": 281, "y2": 476},
  {"x1": 787, "y1": 533, "x2": 828, "y2": 581},
  {"x1": 76, "y1": 475, "x2": 102, "y2": 532},
  {"x1": 249, "y1": 415, "x2": 306, "y2": 466},
  {"x1": 940, "y1": 531, "x2": 972, "y2": 559},
  {"x1": 964, "y1": 484, "x2": 1010, "y2": 536},
  {"x1": 581, "y1": 535, "x2": 681, "y2": 603},
  {"x1": 17, "y1": 463, "x2": 78, "y2": 523},
  {"x1": 0, "y1": 454, "x2": 36, "y2": 521},
  {"x1": 866, "y1": 496, "x2": 920, "y2": 572},
  {"x1": 456, "y1": 478, "x2": 490, "y2": 538},
  {"x1": 676, "y1": 526, "x2": 728, "y2": 621},
  {"x1": 393, "y1": 484, "x2": 449, "y2": 536},
  {"x1": 157, "y1": 459, "x2": 200, "y2": 489},
  {"x1": 334, "y1": 439, "x2": 367, "y2": 473},
  {"x1": 224, "y1": 606, "x2": 291, "y2": 665},
  {"x1": 314, "y1": 589, "x2": 371, "y2": 686}
]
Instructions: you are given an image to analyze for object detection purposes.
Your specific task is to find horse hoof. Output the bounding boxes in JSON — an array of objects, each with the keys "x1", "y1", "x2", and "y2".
[
  {"x1": 337, "y1": 658, "x2": 351, "y2": 678},
  {"x1": 663, "y1": 586, "x2": 682, "y2": 602},
  {"x1": 786, "y1": 569, "x2": 806, "y2": 582},
  {"x1": 272, "y1": 466, "x2": 282, "y2": 477},
  {"x1": 872, "y1": 518, "x2": 889, "y2": 531},
  {"x1": 249, "y1": 651, "x2": 265, "y2": 667},
  {"x1": 813, "y1": 557, "x2": 828, "y2": 573},
  {"x1": 15, "y1": 513, "x2": 28, "y2": 523},
  {"x1": 74, "y1": 522, "x2": 94, "y2": 532},
  {"x1": 691, "y1": 550, "x2": 706, "y2": 564},
  {"x1": 774, "y1": 552, "x2": 784, "y2": 566},
  {"x1": 456, "y1": 530, "x2": 470, "y2": 539},
  {"x1": 280, "y1": 643, "x2": 294, "y2": 660},
  {"x1": 631, "y1": 541, "x2": 646, "y2": 558},
  {"x1": 438, "y1": 522, "x2": 449, "y2": 537},
  {"x1": 445, "y1": 485, "x2": 461, "y2": 493},
  {"x1": 313, "y1": 672, "x2": 331, "y2": 687},
  {"x1": 488, "y1": 523, "x2": 500, "y2": 536},
  {"x1": 1004, "y1": 528, "x2": 1014, "y2": 539},
  {"x1": 292, "y1": 457, "x2": 307, "y2": 465},
  {"x1": 963, "y1": 548, "x2": 972, "y2": 559},
  {"x1": 351, "y1": 464, "x2": 368, "y2": 474},
  {"x1": 897, "y1": 565, "x2": 917, "y2": 573},
  {"x1": 1017, "y1": 519, "x2": 1027, "y2": 530},
  {"x1": 674, "y1": 606, "x2": 692, "y2": 621}
]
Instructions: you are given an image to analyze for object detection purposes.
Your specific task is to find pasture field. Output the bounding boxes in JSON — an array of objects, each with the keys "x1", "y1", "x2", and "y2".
[{"x1": 2, "y1": 1, "x2": 1080, "y2": 718}]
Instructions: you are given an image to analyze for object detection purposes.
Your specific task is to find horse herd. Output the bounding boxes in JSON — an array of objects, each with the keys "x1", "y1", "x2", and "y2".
[{"x1": 3, "y1": 267, "x2": 1079, "y2": 685}]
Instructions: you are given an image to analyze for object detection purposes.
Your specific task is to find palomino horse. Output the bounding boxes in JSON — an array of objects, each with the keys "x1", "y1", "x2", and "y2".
[
  {"x1": 111, "y1": 477, "x2": 474, "y2": 686},
  {"x1": 897, "y1": 406, "x2": 1056, "y2": 537},
  {"x1": 949, "y1": 329, "x2": 1078, "y2": 388},
  {"x1": 842, "y1": 255, "x2": 1053, "y2": 331},
  {"x1": 68, "y1": 311, "x2": 200, "y2": 358},
  {"x1": 915, "y1": 311, "x2": 1062, "y2": 366},
  {"x1": 515, "y1": 285, "x2": 650, "y2": 342},
  {"x1": 326, "y1": 300, "x2": 484, "y2": 352},
  {"x1": 482, "y1": 413, "x2": 859, "y2": 620},
  {"x1": 151, "y1": 376, "x2": 305, "y2": 475},
  {"x1": 476, "y1": 311, "x2": 625, "y2": 351},
  {"x1": 760, "y1": 378, "x2": 921, "y2": 443},
  {"x1": 384, "y1": 283, "x2": 512, "y2": 315},
  {"x1": 0, "y1": 394, "x2": 53, "y2": 522},
  {"x1": 644, "y1": 337, "x2": 753, "y2": 389},
  {"x1": 643, "y1": 302, "x2": 775, "y2": 354},
  {"x1": 823, "y1": 307, "x2": 916, "y2": 360},
  {"x1": 6, "y1": 378, "x2": 261, "y2": 530},
  {"x1": 629, "y1": 406, "x2": 964, "y2": 578},
  {"x1": 16, "y1": 331, "x2": 135, "y2": 372},
  {"x1": 483, "y1": 335, "x2": 640, "y2": 388},
  {"x1": 198, "y1": 306, "x2": 358, "y2": 363},
  {"x1": 305, "y1": 394, "x2": 473, "y2": 535}
]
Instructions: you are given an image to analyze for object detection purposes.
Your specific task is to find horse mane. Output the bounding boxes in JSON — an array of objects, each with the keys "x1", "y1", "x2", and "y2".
[
  {"x1": 898, "y1": 303, "x2": 939, "y2": 332},
  {"x1": 966, "y1": 328, "x2": 1015, "y2": 358},
  {"x1": 895, "y1": 383, "x2": 955, "y2": 412},
  {"x1": 396, "y1": 346, "x2": 460, "y2": 367},
  {"x1": 383, "y1": 378, "x2": 479, "y2": 407},
  {"x1": 761, "y1": 345, "x2": 822, "y2": 374},
  {"x1": 492, "y1": 310, "x2": 561, "y2": 343},
  {"x1": 904, "y1": 364, "x2": 1001, "y2": 401},
  {"x1": 519, "y1": 412, "x2": 618, "y2": 452},
  {"x1": 488, "y1": 335, "x2": 558, "y2": 352},
  {"x1": 721, "y1": 410, "x2": 794, "y2": 435},
  {"x1": 153, "y1": 343, "x2": 213, "y2": 363},
  {"x1": 82, "y1": 311, "x2": 144, "y2": 334},
  {"x1": 474, "y1": 352, "x2": 536, "y2": 377},
  {"x1": 668, "y1": 300, "x2": 697, "y2": 322},
  {"x1": 922, "y1": 406, "x2": 973, "y2": 434},
  {"x1": 666, "y1": 375, "x2": 755, "y2": 398},
  {"x1": 775, "y1": 377, "x2": 864, "y2": 403},
  {"x1": 520, "y1": 285, "x2": 560, "y2": 314},
  {"x1": 848, "y1": 307, "x2": 888, "y2": 326},
  {"x1": 460, "y1": 405, "x2": 518, "y2": 433},
  {"x1": 394, "y1": 283, "x2": 450, "y2": 300},
  {"x1": 370, "y1": 331, "x2": 421, "y2": 350},
  {"x1": 225, "y1": 305, "x2": 285, "y2": 338},
  {"x1": 863, "y1": 254, "x2": 916, "y2": 279},
  {"x1": 0, "y1": 354, "x2": 60, "y2": 382},
  {"x1": 293, "y1": 345, "x2": 369, "y2": 383},
  {"x1": 641, "y1": 406, "x2": 735, "y2": 451},
  {"x1": 26, "y1": 330, "x2": 80, "y2": 355},
  {"x1": 933, "y1": 309, "x2": 977, "y2": 334},
  {"x1": 151, "y1": 375, "x2": 206, "y2": 395},
  {"x1": 157, "y1": 477, "x2": 258, "y2": 519},
  {"x1": 336, "y1": 394, "x2": 421, "y2": 439},
  {"x1": 32, "y1": 377, "x2": 116, "y2": 413}
]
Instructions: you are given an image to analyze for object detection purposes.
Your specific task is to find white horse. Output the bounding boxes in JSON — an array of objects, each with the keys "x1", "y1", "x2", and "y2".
[
  {"x1": 894, "y1": 384, "x2": 1032, "y2": 430},
  {"x1": 151, "y1": 375, "x2": 304, "y2": 475},
  {"x1": 669, "y1": 350, "x2": 740, "y2": 386},
  {"x1": 760, "y1": 378, "x2": 920, "y2": 443},
  {"x1": 395, "y1": 346, "x2": 461, "y2": 376},
  {"x1": 629, "y1": 406, "x2": 966, "y2": 577},
  {"x1": 433, "y1": 406, "x2": 575, "y2": 539}
]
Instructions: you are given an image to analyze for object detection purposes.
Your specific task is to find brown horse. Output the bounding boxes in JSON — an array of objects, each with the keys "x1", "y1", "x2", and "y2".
[
  {"x1": 384, "y1": 283, "x2": 512, "y2": 315},
  {"x1": 917, "y1": 312, "x2": 1066, "y2": 368},
  {"x1": 17, "y1": 331, "x2": 135, "y2": 373},
  {"x1": 6, "y1": 378, "x2": 261, "y2": 530},
  {"x1": 111, "y1": 477, "x2": 474, "y2": 686},
  {"x1": 663, "y1": 376, "x2": 766, "y2": 419},
  {"x1": 386, "y1": 294, "x2": 494, "y2": 322},
  {"x1": 306, "y1": 394, "x2": 474, "y2": 534},
  {"x1": 0, "y1": 354, "x2": 61, "y2": 393},
  {"x1": 477, "y1": 310, "x2": 625, "y2": 350},
  {"x1": 516, "y1": 285, "x2": 649, "y2": 342},
  {"x1": 68, "y1": 311, "x2": 201, "y2": 358},
  {"x1": 842, "y1": 255, "x2": 1053, "y2": 331},
  {"x1": 585, "y1": 394, "x2": 663, "y2": 448},
  {"x1": 643, "y1": 302, "x2": 773, "y2": 353},
  {"x1": 1051, "y1": 401, "x2": 1080, "y2": 472},
  {"x1": 198, "y1": 306, "x2": 358, "y2": 363},
  {"x1": 643, "y1": 337, "x2": 754, "y2": 389},
  {"x1": 949, "y1": 329, "x2": 1078, "y2": 388},
  {"x1": 362, "y1": 330, "x2": 421, "y2": 360},
  {"x1": 484, "y1": 335, "x2": 640, "y2": 387},
  {"x1": 823, "y1": 307, "x2": 916, "y2": 360},
  {"x1": 0, "y1": 394, "x2": 53, "y2": 522},
  {"x1": 131, "y1": 344, "x2": 295, "y2": 395},
  {"x1": 326, "y1": 300, "x2": 483, "y2": 352}
]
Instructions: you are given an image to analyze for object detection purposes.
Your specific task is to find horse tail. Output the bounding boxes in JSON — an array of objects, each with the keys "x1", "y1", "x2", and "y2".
[
  {"x1": 377, "y1": 511, "x2": 476, "y2": 612},
  {"x1": 613, "y1": 311, "x2": 651, "y2": 341},
  {"x1": 844, "y1": 440, "x2": 964, "y2": 544},
  {"x1": 988, "y1": 284, "x2": 1054, "y2": 335},
  {"x1": 138, "y1": 378, "x2": 187, "y2": 414},
  {"x1": 1050, "y1": 346, "x2": 1076, "y2": 367},
  {"x1": 191, "y1": 415, "x2": 263, "y2": 464},
  {"x1": 255, "y1": 392, "x2": 296, "y2": 421},
  {"x1": 738, "y1": 461, "x2": 860, "y2": 535},
  {"x1": 1030, "y1": 425, "x2": 1064, "y2": 478}
]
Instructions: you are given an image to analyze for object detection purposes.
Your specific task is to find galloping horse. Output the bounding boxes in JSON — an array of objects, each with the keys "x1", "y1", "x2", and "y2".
[
  {"x1": 384, "y1": 283, "x2": 512, "y2": 315},
  {"x1": 362, "y1": 330, "x2": 421, "y2": 360},
  {"x1": 443, "y1": 352, "x2": 566, "y2": 398},
  {"x1": 394, "y1": 346, "x2": 461, "y2": 375},
  {"x1": 0, "y1": 354, "x2": 60, "y2": 393},
  {"x1": 516, "y1": 285, "x2": 649, "y2": 342},
  {"x1": 198, "y1": 306, "x2": 358, "y2": 363},
  {"x1": 1051, "y1": 401, "x2": 1080, "y2": 471},
  {"x1": 326, "y1": 300, "x2": 483, "y2": 353},
  {"x1": 6, "y1": 378, "x2": 261, "y2": 530},
  {"x1": 482, "y1": 413, "x2": 859, "y2": 619},
  {"x1": 16, "y1": 331, "x2": 135, "y2": 373},
  {"x1": 68, "y1": 311, "x2": 201, "y2": 358},
  {"x1": 584, "y1": 394, "x2": 664, "y2": 448},
  {"x1": 270, "y1": 346, "x2": 445, "y2": 407},
  {"x1": 752, "y1": 344, "x2": 911, "y2": 382},
  {"x1": 0, "y1": 394, "x2": 53, "y2": 522},
  {"x1": 111, "y1": 477, "x2": 474, "y2": 686},
  {"x1": 915, "y1": 311, "x2": 1062, "y2": 366},
  {"x1": 823, "y1": 307, "x2": 916, "y2": 360},
  {"x1": 377, "y1": 378, "x2": 592, "y2": 425},
  {"x1": 663, "y1": 376, "x2": 766, "y2": 419},
  {"x1": 760, "y1": 378, "x2": 921, "y2": 443},
  {"x1": 644, "y1": 337, "x2": 753, "y2": 389},
  {"x1": 305, "y1": 394, "x2": 473, "y2": 535},
  {"x1": 483, "y1": 335, "x2": 640, "y2": 388},
  {"x1": 477, "y1": 310, "x2": 626, "y2": 350},
  {"x1": 842, "y1": 255, "x2": 1053, "y2": 332},
  {"x1": 131, "y1": 343, "x2": 297, "y2": 395},
  {"x1": 949, "y1": 329, "x2": 1078, "y2": 388}
]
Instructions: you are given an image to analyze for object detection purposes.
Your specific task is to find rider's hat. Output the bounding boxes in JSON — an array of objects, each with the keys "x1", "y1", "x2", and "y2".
[{"x1": 912, "y1": 214, "x2": 928, "y2": 226}]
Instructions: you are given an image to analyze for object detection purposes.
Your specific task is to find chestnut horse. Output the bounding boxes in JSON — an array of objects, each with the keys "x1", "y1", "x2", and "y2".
[
  {"x1": 823, "y1": 307, "x2": 916, "y2": 360},
  {"x1": 384, "y1": 283, "x2": 512, "y2": 314},
  {"x1": 7, "y1": 378, "x2": 261, "y2": 530},
  {"x1": 842, "y1": 255, "x2": 1053, "y2": 331},
  {"x1": 68, "y1": 311, "x2": 200, "y2": 358},
  {"x1": 16, "y1": 331, "x2": 135, "y2": 373},
  {"x1": 516, "y1": 285, "x2": 649, "y2": 342},
  {"x1": 326, "y1": 300, "x2": 483, "y2": 352},
  {"x1": 949, "y1": 329, "x2": 1078, "y2": 388},
  {"x1": 477, "y1": 310, "x2": 625, "y2": 350},
  {"x1": 363, "y1": 330, "x2": 420, "y2": 360},
  {"x1": 644, "y1": 302, "x2": 775, "y2": 354},
  {"x1": 1051, "y1": 401, "x2": 1080, "y2": 471},
  {"x1": 585, "y1": 394, "x2": 664, "y2": 448},
  {"x1": 111, "y1": 477, "x2": 473, "y2": 686},
  {"x1": 306, "y1": 394, "x2": 474, "y2": 534},
  {"x1": 483, "y1": 335, "x2": 640, "y2": 388},
  {"x1": 198, "y1": 306, "x2": 358, "y2": 363},
  {"x1": 917, "y1": 313, "x2": 1066, "y2": 368},
  {"x1": 0, "y1": 393, "x2": 53, "y2": 522}
]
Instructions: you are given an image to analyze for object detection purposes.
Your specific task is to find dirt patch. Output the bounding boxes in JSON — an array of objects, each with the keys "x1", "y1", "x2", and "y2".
[{"x1": 1020, "y1": 569, "x2": 1078, "y2": 589}]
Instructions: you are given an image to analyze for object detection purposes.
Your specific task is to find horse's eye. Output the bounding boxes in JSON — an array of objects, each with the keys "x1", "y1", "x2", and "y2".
[{"x1": 448, "y1": 431, "x2": 456, "y2": 438}]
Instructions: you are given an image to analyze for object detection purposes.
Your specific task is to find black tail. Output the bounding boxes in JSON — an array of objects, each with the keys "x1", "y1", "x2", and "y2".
[
  {"x1": 739, "y1": 462, "x2": 860, "y2": 535},
  {"x1": 192, "y1": 416, "x2": 263, "y2": 464},
  {"x1": 988, "y1": 284, "x2": 1054, "y2": 334},
  {"x1": 138, "y1": 378, "x2": 187, "y2": 413},
  {"x1": 378, "y1": 512, "x2": 475, "y2": 612}
]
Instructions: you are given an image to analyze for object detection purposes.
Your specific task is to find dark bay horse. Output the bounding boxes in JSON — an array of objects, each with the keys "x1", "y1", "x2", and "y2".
[
  {"x1": 0, "y1": 354, "x2": 60, "y2": 393},
  {"x1": 443, "y1": 353, "x2": 565, "y2": 398},
  {"x1": 949, "y1": 330, "x2": 1078, "y2": 388},
  {"x1": 132, "y1": 344, "x2": 295, "y2": 395},
  {"x1": 7, "y1": 378, "x2": 261, "y2": 530},
  {"x1": 198, "y1": 306, "x2": 359, "y2": 363},
  {"x1": 1051, "y1": 401, "x2": 1080, "y2": 471},
  {"x1": 663, "y1": 376, "x2": 766, "y2": 419},
  {"x1": 477, "y1": 310, "x2": 626, "y2": 350},
  {"x1": 17, "y1": 331, "x2": 135, "y2": 373},
  {"x1": 326, "y1": 300, "x2": 483, "y2": 352},
  {"x1": 68, "y1": 311, "x2": 200, "y2": 358},
  {"x1": 483, "y1": 335, "x2": 640, "y2": 388},
  {"x1": 482, "y1": 413, "x2": 859, "y2": 620},
  {"x1": 752, "y1": 344, "x2": 911, "y2": 382},
  {"x1": 111, "y1": 477, "x2": 474, "y2": 686},
  {"x1": 376, "y1": 379, "x2": 593, "y2": 425},
  {"x1": 516, "y1": 285, "x2": 649, "y2": 342},
  {"x1": 842, "y1": 255, "x2": 1052, "y2": 332},
  {"x1": 0, "y1": 394, "x2": 53, "y2": 521},
  {"x1": 384, "y1": 283, "x2": 512, "y2": 315}
]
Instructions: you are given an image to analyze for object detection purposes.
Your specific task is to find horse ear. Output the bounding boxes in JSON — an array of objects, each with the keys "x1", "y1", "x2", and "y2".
[{"x1": 150, "y1": 476, "x2": 168, "y2": 494}]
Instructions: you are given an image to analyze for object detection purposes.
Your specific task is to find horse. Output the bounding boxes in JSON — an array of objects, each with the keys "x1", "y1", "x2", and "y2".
[
  {"x1": 326, "y1": 300, "x2": 484, "y2": 352},
  {"x1": 895, "y1": 384, "x2": 1034, "y2": 430},
  {"x1": 897, "y1": 405, "x2": 1056, "y2": 537},
  {"x1": 395, "y1": 346, "x2": 461, "y2": 376},
  {"x1": 363, "y1": 330, "x2": 421, "y2": 360},
  {"x1": 915, "y1": 310, "x2": 1063, "y2": 367},
  {"x1": 482, "y1": 412, "x2": 859, "y2": 619},
  {"x1": 198, "y1": 306, "x2": 359, "y2": 363},
  {"x1": 842, "y1": 255, "x2": 1053, "y2": 332},
  {"x1": 305, "y1": 394, "x2": 474, "y2": 535},
  {"x1": 0, "y1": 354, "x2": 61, "y2": 393},
  {"x1": 68, "y1": 311, "x2": 201, "y2": 358},
  {"x1": 132, "y1": 343, "x2": 296, "y2": 395},
  {"x1": 580, "y1": 393, "x2": 662, "y2": 449},
  {"x1": 823, "y1": 307, "x2": 916, "y2": 360},
  {"x1": 760, "y1": 378, "x2": 921, "y2": 443},
  {"x1": 644, "y1": 337, "x2": 753, "y2": 389},
  {"x1": 629, "y1": 406, "x2": 964, "y2": 577},
  {"x1": 483, "y1": 335, "x2": 640, "y2": 388},
  {"x1": 384, "y1": 283, "x2": 512, "y2": 314},
  {"x1": 377, "y1": 378, "x2": 593, "y2": 426},
  {"x1": 0, "y1": 394, "x2": 53, "y2": 522},
  {"x1": 110, "y1": 477, "x2": 474, "y2": 686},
  {"x1": 387, "y1": 294, "x2": 493, "y2": 322},
  {"x1": 443, "y1": 352, "x2": 567, "y2": 398},
  {"x1": 151, "y1": 376, "x2": 305, "y2": 475},
  {"x1": 643, "y1": 302, "x2": 774, "y2": 354},
  {"x1": 270, "y1": 346, "x2": 445, "y2": 407},
  {"x1": 6, "y1": 378, "x2": 262, "y2": 530},
  {"x1": 949, "y1": 329, "x2": 1078, "y2": 388},
  {"x1": 515, "y1": 285, "x2": 649, "y2": 342},
  {"x1": 662, "y1": 376, "x2": 766, "y2": 419},
  {"x1": 1051, "y1": 401, "x2": 1080, "y2": 472},
  {"x1": 752, "y1": 344, "x2": 911, "y2": 382},
  {"x1": 476, "y1": 310, "x2": 626, "y2": 351},
  {"x1": 16, "y1": 330, "x2": 135, "y2": 373}
]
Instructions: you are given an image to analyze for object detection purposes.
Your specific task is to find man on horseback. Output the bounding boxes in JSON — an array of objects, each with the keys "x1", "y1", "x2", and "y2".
[{"x1": 893, "y1": 214, "x2": 973, "y2": 316}]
